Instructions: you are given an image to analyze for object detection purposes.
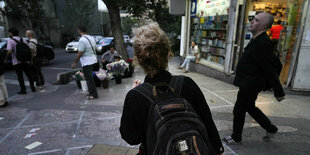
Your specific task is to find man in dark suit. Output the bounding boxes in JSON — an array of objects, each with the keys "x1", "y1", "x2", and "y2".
[{"x1": 223, "y1": 12, "x2": 285, "y2": 144}]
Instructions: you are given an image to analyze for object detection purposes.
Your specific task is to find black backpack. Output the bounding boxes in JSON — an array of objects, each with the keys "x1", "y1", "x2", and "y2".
[
  {"x1": 134, "y1": 76, "x2": 215, "y2": 155},
  {"x1": 30, "y1": 41, "x2": 55, "y2": 60},
  {"x1": 12, "y1": 37, "x2": 32, "y2": 63}
]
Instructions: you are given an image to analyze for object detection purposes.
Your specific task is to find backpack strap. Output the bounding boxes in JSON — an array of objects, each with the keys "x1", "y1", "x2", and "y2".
[
  {"x1": 11, "y1": 38, "x2": 21, "y2": 56},
  {"x1": 134, "y1": 76, "x2": 185, "y2": 101},
  {"x1": 169, "y1": 75, "x2": 184, "y2": 95},
  {"x1": 11, "y1": 38, "x2": 19, "y2": 44},
  {"x1": 133, "y1": 82, "x2": 155, "y2": 102},
  {"x1": 30, "y1": 41, "x2": 38, "y2": 46}
]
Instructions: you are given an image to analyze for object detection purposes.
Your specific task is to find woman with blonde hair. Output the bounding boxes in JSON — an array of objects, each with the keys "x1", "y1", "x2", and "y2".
[{"x1": 120, "y1": 22, "x2": 224, "y2": 154}]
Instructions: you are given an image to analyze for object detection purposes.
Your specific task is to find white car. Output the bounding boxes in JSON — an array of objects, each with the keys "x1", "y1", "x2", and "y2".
[{"x1": 65, "y1": 37, "x2": 80, "y2": 53}]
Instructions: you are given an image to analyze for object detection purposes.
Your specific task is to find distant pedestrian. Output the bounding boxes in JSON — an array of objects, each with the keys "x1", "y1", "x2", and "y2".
[
  {"x1": 178, "y1": 41, "x2": 199, "y2": 73},
  {"x1": 223, "y1": 12, "x2": 285, "y2": 144},
  {"x1": 120, "y1": 23, "x2": 224, "y2": 154},
  {"x1": 269, "y1": 20, "x2": 283, "y2": 54},
  {"x1": 101, "y1": 46, "x2": 117, "y2": 70},
  {"x1": 71, "y1": 26, "x2": 98, "y2": 100},
  {"x1": 26, "y1": 30, "x2": 45, "y2": 88},
  {"x1": 0, "y1": 51, "x2": 8, "y2": 107},
  {"x1": 5, "y1": 28, "x2": 35, "y2": 94}
]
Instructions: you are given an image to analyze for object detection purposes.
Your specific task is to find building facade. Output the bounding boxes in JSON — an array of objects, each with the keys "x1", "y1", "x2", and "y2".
[{"x1": 180, "y1": 0, "x2": 310, "y2": 91}]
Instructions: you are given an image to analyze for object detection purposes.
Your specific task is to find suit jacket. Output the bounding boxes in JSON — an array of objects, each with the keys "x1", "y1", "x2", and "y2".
[{"x1": 233, "y1": 32, "x2": 285, "y2": 97}]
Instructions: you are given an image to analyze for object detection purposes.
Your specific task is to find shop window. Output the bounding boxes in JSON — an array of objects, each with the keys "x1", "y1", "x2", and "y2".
[{"x1": 190, "y1": 0, "x2": 230, "y2": 67}]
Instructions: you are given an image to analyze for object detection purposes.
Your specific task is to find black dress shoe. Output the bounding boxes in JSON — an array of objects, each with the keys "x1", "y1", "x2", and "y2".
[
  {"x1": 17, "y1": 91, "x2": 27, "y2": 94},
  {"x1": 0, "y1": 101, "x2": 8, "y2": 107}
]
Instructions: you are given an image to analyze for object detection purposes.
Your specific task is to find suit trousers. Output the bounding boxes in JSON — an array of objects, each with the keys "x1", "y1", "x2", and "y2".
[{"x1": 231, "y1": 86, "x2": 278, "y2": 142}]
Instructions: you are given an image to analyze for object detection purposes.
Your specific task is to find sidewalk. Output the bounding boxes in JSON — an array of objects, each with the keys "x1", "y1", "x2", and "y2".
[
  {"x1": 2, "y1": 57, "x2": 308, "y2": 155},
  {"x1": 85, "y1": 57, "x2": 310, "y2": 155}
]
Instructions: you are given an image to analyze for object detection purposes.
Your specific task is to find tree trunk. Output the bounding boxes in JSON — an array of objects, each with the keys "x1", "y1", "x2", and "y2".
[{"x1": 102, "y1": 0, "x2": 128, "y2": 60}]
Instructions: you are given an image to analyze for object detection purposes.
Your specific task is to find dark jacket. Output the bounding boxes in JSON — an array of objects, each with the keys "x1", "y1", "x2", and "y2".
[
  {"x1": 233, "y1": 32, "x2": 285, "y2": 97},
  {"x1": 120, "y1": 70, "x2": 224, "y2": 154}
]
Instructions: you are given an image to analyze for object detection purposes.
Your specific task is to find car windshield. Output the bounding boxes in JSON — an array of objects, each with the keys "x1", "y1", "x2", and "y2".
[
  {"x1": 0, "y1": 42, "x2": 6, "y2": 49},
  {"x1": 98, "y1": 38, "x2": 113, "y2": 45},
  {"x1": 74, "y1": 37, "x2": 80, "y2": 42}
]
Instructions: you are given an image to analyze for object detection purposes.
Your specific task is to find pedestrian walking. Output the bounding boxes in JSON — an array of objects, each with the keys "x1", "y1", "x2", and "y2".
[
  {"x1": 178, "y1": 41, "x2": 199, "y2": 73},
  {"x1": 71, "y1": 26, "x2": 98, "y2": 100},
  {"x1": 5, "y1": 28, "x2": 35, "y2": 94},
  {"x1": 0, "y1": 51, "x2": 8, "y2": 107},
  {"x1": 101, "y1": 45, "x2": 117, "y2": 70},
  {"x1": 26, "y1": 30, "x2": 45, "y2": 88},
  {"x1": 222, "y1": 12, "x2": 285, "y2": 144},
  {"x1": 120, "y1": 23, "x2": 224, "y2": 154}
]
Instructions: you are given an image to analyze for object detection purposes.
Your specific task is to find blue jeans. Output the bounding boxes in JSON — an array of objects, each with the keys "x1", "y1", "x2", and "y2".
[
  {"x1": 181, "y1": 56, "x2": 196, "y2": 71},
  {"x1": 82, "y1": 63, "x2": 98, "y2": 98}
]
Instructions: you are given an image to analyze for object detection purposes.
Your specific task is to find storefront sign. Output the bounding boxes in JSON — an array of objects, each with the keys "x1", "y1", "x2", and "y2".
[
  {"x1": 191, "y1": 0, "x2": 197, "y2": 17},
  {"x1": 197, "y1": 0, "x2": 230, "y2": 17}
]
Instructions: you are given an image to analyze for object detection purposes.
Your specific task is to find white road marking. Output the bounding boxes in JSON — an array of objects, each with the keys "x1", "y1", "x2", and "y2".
[
  {"x1": 0, "y1": 112, "x2": 32, "y2": 143},
  {"x1": 210, "y1": 105, "x2": 234, "y2": 109},
  {"x1": 5, "y1": 79, "x2": 30, "y2": 86},
  {"x1": 28, "y1": 149, "x2": 62, "y2": 155},
  {"x1": 25, "y1": 141, "x2": 43, "y2": 150},
  {"x1": 27, "y1": 145, "x2": 93, "y2": 155},
  {"x1": 222, "y1": 142, "x2": 239, "y2": 155},
  {"x1": 73, "y1": 111, "x2": 85, "y2": 138},
  {"x1": 64, "y1": 150, "x2": 70, "y2": 155},
  {"x1": 21, "y1": 120, "x2": 77, "y2": 129},
  {"x1": 66, "y1": 145, "x2": 93, "y2": 150},
  {"x1": 201, "y1": 87, "x2": 233, "y2": 105}
]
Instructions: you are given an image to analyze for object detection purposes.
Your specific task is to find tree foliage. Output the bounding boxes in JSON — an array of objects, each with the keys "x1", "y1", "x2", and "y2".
[
  {"x1": 120, "y1": 0, "x2": 182, "y2": 51},
  {"x1": 62, "y1": 0, "x2": 97, "y2": 35},
  {"x1": 0, "y1": 0, "x2": 46, "y2": 29}
]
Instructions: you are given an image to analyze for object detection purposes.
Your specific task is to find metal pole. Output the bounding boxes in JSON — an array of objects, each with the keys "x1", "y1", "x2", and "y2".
[
  {"x1": 224, "y1": 0, "x2": 237, "y2": 74},
  {"x1": 185, "y1": 0, "x2": 191, "y2": 57}
]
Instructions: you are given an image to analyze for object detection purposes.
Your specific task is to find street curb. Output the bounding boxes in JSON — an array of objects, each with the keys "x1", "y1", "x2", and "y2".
[
  {"x1": 283, "y1": 88, "x2": 310, "y2": 96},
  {"x1": 56, "y1": 69, "x2": 80, "y2": 84}
]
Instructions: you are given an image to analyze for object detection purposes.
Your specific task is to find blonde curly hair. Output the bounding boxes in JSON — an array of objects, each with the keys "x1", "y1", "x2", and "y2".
[{"x1": 133, "y1": 22, "x2": 171, "y2": 77}]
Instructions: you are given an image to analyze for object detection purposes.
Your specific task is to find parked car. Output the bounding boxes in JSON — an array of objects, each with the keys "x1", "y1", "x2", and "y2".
[
  {"x1": 96, "y1": 37, "x2": 114, "y2": 54},
  {"x1": 93, "y1": 36, "x2": 104, "y2": 43},
  {"x1": 65, "y1": 37, "x2": 80, "y2": 53},
  {"x1": 0, "y1": 40, "x2": 13, "y2": 70}
]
